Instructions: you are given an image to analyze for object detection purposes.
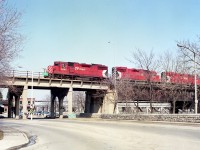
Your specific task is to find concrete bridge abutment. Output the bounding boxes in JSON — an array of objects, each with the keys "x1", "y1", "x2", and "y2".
[
  {"x1": 84, "y1": 90, "x2": 115, "y2": 114},
  {"x1": 102, "y1": 90, "x2": 115, "y2": 114},
  {"x1": 67, "y1": 87, "x2": 73, "y2": 115}
]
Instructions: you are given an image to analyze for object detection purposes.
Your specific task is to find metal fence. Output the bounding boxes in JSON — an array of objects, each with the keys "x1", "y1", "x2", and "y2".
[{"x1": 8, "y1": 70, "x2": 45, "y2": 79}]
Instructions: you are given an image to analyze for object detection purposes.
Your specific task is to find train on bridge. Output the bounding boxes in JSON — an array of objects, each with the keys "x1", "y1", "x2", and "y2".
[
  {"x1": 44, "y1": 61, "x2": 108, "y2": 80},
  {"x1": 44, "y1": 61, "x2": 199, "y2": 85},
  {"x1": 114, "y1": 66, "x2": 199, "y2": 85}
]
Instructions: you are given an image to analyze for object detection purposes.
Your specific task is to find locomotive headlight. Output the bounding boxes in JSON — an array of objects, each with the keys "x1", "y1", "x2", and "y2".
[{"x1": 102, "y1": 70, "x2": 108, "y2": 78}]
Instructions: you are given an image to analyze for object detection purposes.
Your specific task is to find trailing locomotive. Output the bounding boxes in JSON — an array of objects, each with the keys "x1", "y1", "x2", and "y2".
[
  {"x1": 44, "y1": 61, "x2": 108, "y2": 80},
  {"x1": 112, "y1": 66, "x2": 199, "y2": 85},
  {"x1": 161, "y1": 72, "x2": 197, "y2": 85},
  {"x1": 112, "y1": 67, "x2": 160, "y2": 82}
]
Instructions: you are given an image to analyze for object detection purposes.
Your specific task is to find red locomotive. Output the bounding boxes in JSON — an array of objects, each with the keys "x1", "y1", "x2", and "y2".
[
  {"x1": 113, "y1": 67, "x2": 160, "y2": 82},
  {"x1": 161, "y1": 72, "x2": 196, "y2": 85},
  {"x1": 112, "y1": 66, "x2": 198, "y2": 85},
  {"x1": 44, "y1": 61, "x2": 198, "y2": 85},
  {"x1": 45, "y1": 61, "x2": 108, "y2": 80}
]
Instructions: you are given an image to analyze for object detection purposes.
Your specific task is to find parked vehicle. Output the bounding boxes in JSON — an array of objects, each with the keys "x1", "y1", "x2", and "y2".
[
  {"x1": 43, "y1": 111, "x2": 50, "y2": 118},
  {"x1": 45, "y1": 112, "x2": 59, "y2": 118}
]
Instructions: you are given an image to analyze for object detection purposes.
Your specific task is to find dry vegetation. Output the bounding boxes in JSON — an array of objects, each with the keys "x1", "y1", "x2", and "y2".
[
  {"x1": 0, "y1": 129, "x2": 3, "y2": 140},
  {"x1": 112, "y1": 39, "x2": 200, "y2": 114},
  {"x1": 0, "y1": 0, "x2": 23, "y2": 85}
]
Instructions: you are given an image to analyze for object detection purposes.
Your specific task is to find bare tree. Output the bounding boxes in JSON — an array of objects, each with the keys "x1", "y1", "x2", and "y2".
[
  {"x1": 73, "y1": 91, "x2": 85, "y2": 113},
  {"x1": 130, "y1": 49, "x2": 160, "y2": 72},
  {"x1": 177, "y1": 38, "x2": 200, "y2": 113},
  {"x1": 0, "y1": 1, "x2": 23, "y2": 85},
  {"x1": 42, "y1": 95, "x2": 51, "y2": 112},
  {"x1": 160, "y1": 51, "x2": 194, "y2": 113},
  {"x1": 129, "y1": 49, "x2": 160, "y2": 113},
  {"x1": 177, "y1": 39, "x2": 200, "y2": 66},
  {"x1": 116, "y1": 79, "x2": 135, "y2": 113}
]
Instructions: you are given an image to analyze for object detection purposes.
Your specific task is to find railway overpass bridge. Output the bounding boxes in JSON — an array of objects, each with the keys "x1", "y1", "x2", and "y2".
[
  {"x1": 1, "y1": 71, "x2": 197, "y2": 119},
  {"x1": 1, "y1": 71, "x2": 114, "y2": 119}
]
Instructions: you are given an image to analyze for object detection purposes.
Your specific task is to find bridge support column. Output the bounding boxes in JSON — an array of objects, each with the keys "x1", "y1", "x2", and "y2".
[
  {"x1": 85, "y1": 91, "x2": 92, "y2": 113},
  {"x1": 67, "y1": 87, "x2": 73, "y2": 114},
  {"x1": 22, "y1": 85, "x2": 28, "y2": 119},
  {"x1": 51, "y1": 88, "x2": 68, "y2": 119},
  {"x1": 58, "y1": 89, "x2": 67, "y2": 119},
  {"x1": 14, "y1": 87, "x2": 23, "y2": 120},
  {"x1": 7, "y1": 91, "x2": 14, "y2": 118},
  {"x1": 59, "y1": 98, "x2": 64, "y2": 119},
  {"x1": 91, "y1": 97, "x2": 103, "y2": 113},
  {"x1": 8, "y1": 87, "x2": 23, "y2": 119},
  {"x1": 85, "y1": 90, "x2": 103, "y2": 113},
  {"x1": 14, "y1": 94, "x2": 20, "y2": 120},
  {"x1": 50, "y1": 89, "x2": 57, "y2": 119}
]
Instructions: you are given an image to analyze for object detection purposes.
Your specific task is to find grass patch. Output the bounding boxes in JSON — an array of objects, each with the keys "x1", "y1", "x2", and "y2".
[{"x1": 0, "y1": 130, "x2": 3, "y2": 140}]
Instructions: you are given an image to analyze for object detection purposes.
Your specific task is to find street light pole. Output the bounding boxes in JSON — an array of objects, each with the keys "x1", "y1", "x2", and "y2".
[
  {"x1": 108, "y1": 41, "x2": 118, "y2": 114},
  {"x1": 30, "y1": 71, "x2": 33, "y2": 120},
  {"x1": 177, "y1": 44, "x2": 198, "y2": 114},
  {"x1": 194, "y1": 53, "x2": 198, "y2": 114},
  {"x1": 18, "y1": 66, "x2": 35, "y2": 118}
]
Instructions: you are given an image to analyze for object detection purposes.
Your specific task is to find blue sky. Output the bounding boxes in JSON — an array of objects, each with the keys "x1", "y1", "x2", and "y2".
[
  {"x1": 3, "y1": 0, "x2": 200, "y2": 99},
  {"x1": 9, "y1": 0, "x2": 200, "y2": 71}
]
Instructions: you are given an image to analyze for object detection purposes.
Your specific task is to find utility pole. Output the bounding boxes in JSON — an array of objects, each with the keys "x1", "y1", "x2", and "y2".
[{"x1": 112, "y1": 67, "x2": 118, "y2": 114}]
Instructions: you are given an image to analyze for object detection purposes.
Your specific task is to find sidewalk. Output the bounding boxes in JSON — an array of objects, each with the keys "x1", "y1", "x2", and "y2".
[{"x1": 0, "y1": 125, "x2": 29, "y2": 150}]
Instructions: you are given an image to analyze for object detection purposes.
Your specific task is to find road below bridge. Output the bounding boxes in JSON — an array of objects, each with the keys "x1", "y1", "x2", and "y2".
[{"x1": 1, "y1": 119, "x2": 200, "y2": 150}]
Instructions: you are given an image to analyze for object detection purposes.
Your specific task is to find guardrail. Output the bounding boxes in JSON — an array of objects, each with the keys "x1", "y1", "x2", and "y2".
[
  {"x1": 9, "y1": 70, "x2": 45, "y2": 79},
  {"x1": 7, "y1": 70, "x2": 110, "y2": 87},
  {"x1": 5, "y1": 70, "x2": 109, "y2": 89}
]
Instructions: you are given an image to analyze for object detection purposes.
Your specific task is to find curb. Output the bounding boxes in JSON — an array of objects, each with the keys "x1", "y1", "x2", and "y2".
[
  {"x1": 0, "y1": 126, "x2": 29, "y2": 150},
  {"x1": 7, "y1": 132, "x2": 30, "y2": 150}
]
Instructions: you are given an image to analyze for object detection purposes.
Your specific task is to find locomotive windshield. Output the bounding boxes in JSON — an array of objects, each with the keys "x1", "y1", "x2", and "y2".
[
  {"x1": 54, "y1": 62, "x2": 59, "y2": 66},
  {"x1": 61, "y1": 63, "x2": 66, "y2": 69},
  {"x1": 98, "y1": 66, "x2": 107, "y2": 70},
  {"x1": 68, "y1": 62, "x2": 74, "y2": 67},
  {"x1": 131, "y1": 69, "x2": 139, "y2": 72},
  {"x1": 118, "y1": 69, "x2": 126, "y2": 72}
]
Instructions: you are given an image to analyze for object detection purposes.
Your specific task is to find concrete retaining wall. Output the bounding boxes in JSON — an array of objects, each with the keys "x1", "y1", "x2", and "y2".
[{"x1": 80, "y1": 113, "x2": 200, "y2": 123}]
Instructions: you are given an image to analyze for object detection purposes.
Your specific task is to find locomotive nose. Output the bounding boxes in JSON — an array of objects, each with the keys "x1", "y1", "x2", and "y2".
[
  {"x1": 48, "y1": 66, "x2": 53, "y2": 73},
  {"x1": 102, "y1": 70, "x2": 108, "y2": 78}
]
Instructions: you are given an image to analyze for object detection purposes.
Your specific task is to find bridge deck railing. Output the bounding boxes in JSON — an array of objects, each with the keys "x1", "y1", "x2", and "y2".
[{"x1": 9, "y1": 70, "x2": 44, "y2": 79}]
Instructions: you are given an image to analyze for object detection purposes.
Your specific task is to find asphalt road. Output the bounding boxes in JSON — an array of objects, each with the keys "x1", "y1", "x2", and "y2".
[{"x1": 1, "y1": 119, "x2": 200, "y2": 150}]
